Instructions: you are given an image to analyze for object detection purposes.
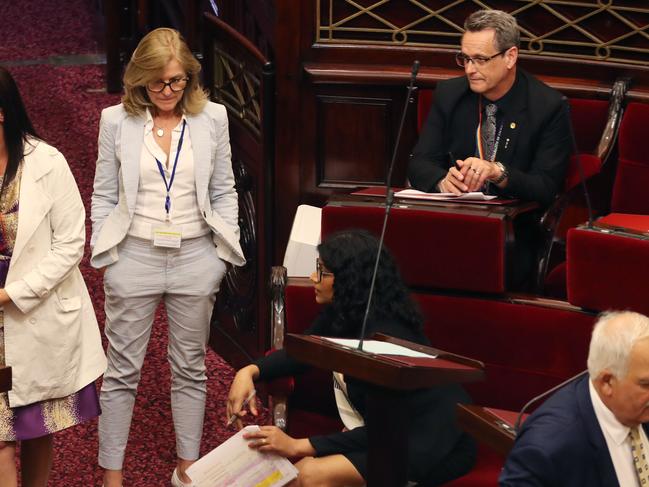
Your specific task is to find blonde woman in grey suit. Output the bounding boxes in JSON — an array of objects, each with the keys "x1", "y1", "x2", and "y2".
[{"x1": 90, "y1": 28, "x2": 245, "y2": 487}]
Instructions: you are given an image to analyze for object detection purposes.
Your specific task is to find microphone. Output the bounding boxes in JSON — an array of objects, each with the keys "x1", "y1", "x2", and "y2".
[
  {"x1": 514, "y1": 369, "x2": 588, "y2": 433},
  {"x1": 562, "y1": 96, "x2": 594, "y2": 229},
  {"x1": 358, "y1": 60, "x2": 420, "y2": 351}
]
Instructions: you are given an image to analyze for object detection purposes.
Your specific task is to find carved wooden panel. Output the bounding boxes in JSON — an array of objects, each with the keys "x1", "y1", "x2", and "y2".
[
  {"x1": 316, "y1": 0, "x2": 649, "y2": 67},
  {"x1": 211, "y1": 48, "x2": 264, "y2": 136},
  {"x1": 219, "y1": 156, "x2": 258, "y2": 335},
  {"x1": 203, "y1": 13, "x2": 275, "y2": 366}
]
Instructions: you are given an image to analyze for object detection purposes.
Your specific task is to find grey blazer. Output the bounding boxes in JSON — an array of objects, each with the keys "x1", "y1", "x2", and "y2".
[{"x1": 90, "y1": 102, "x2": 245, "y2": 268}]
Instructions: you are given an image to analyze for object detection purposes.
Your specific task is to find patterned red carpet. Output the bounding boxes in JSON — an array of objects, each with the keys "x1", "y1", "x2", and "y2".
[
  {"x1": 0, "y1": 0, "x2": 101, "y2": 61},
  {"x1": 3, "y1": 2, "x2": 267, "y2": 485}
]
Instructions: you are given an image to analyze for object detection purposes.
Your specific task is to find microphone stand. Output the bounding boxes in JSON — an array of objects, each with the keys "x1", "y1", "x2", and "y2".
[
  {"x1": 562, "y1": 96, "x2": 594, "y2": 229},
  {"x1": 358, "y1": 60, "x2": 420, "y2": 351}
]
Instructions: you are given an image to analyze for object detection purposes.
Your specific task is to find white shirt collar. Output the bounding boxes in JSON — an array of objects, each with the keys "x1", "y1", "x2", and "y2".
[
  {"x1": 589, "y1": 379, "x2": 631, "y2": 446},
  {"x1": 144, "y1": 108, "x2": 187, "y2": 135}
]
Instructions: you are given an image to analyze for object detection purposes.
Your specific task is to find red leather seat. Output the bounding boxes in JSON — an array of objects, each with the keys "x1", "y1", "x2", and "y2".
[
  {"x1": 567, "y1": 215, "x2": 649, "y2": 316},
  {"x1": 611, "y1": 102, "x2": 649, "y2": 214},
  {"x1": 566, "y1": 103, "x2": 649, "y2": 314}
]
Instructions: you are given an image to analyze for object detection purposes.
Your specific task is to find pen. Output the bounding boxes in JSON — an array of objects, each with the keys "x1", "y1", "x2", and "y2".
[{"x1": 227, "y1": 389, "x2": 256, "y2": 426}]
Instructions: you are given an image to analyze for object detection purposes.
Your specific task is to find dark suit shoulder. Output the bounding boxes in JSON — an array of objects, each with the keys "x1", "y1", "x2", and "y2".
[
  {"x1": 500, "y1": 378, "x2": 597, "y2": 486},
  {"x1": 436, "y1": 74, "x2": 469, "y2": 93},
  {"x1": 519, "y1": 378, "x2": 586, "y2": 442},
  {"x1": 520, "y1": 69, "x2": 564, "y2": 115},
  {"x1": 508, "y1": 378, "x2": 600, "y2": 468},
  {"x1": 434, "y1": 75, "x2": 471, "y2": 110}
]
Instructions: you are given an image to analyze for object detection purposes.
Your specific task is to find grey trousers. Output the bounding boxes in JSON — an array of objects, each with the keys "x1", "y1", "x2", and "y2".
[{"x1": 98, "y1": 234, "x2": 226, "y2": 470}]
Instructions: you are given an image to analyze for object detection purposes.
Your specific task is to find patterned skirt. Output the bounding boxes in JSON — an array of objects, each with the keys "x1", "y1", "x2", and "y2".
[{"x1": 0, "y1": 310, "x2": 100, "y2": 441}]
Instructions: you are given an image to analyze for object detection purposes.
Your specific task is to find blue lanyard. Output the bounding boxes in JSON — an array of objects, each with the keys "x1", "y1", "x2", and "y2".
[{"x1": 155, "y1": 119, "x2": 186, "y2": 220}]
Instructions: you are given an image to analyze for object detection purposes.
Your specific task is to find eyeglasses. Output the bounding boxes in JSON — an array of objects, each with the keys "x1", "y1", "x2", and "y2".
[
  {"x1": 315, "y1": 258, "x2": 334, "y2": 283},
  {"x1": 146, "y1": 77, "x2": 189, "y2": 93},
  {"x1": 455, "y1": 49, "x2": 507, "y2": 68}
]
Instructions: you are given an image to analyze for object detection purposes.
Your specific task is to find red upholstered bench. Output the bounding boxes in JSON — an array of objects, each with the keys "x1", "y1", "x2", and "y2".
[
  {"x1": 611, "y1": 102, "x2": 649, "y2": 215},
  {"x1": 268, "y1": 270, "x2": 596, "y2": 485},
  {"x1": 567, "y1": 216, "x2": 649, "y2": 316},
  {"x1": 322, "y1": 202, "x2": 508, "y2": 293}
]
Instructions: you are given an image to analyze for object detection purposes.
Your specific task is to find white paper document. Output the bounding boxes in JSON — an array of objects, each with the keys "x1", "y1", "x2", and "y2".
[
  {"x1": 186, "y1": 425, "x2": 298, "y2": 487},
  {"x1": 395, "y1": 189, "x2": 498, "y2": 201},
  {"x1": 321, "y1": 337, "x2": 438, "y2": 359}
]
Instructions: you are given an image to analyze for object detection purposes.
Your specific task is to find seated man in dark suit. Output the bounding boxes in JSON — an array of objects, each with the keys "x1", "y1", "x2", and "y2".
[
  {"x1": 408, "y1": 9, "x2": 572, "y2": 289},
  {"x1": 500, "y1": 310, "x2": 649, "y2": 486},
  {"x1": 409, "y1": 9, "x2": 571, "y2": 207}
]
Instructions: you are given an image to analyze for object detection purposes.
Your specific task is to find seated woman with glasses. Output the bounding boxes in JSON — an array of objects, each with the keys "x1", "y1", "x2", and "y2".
[
  {"x1": 90, "y1": 28, "x2": 245, "y2": 487},
  {"x1": 226, "y1": 230, "x2": 476, "y2": 487}
]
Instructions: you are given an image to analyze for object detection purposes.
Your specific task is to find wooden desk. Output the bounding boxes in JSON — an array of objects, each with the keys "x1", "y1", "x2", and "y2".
[
  {"x1": 0, "y1": 366, "x2": 11, "y2": 394},
  {"x1": 286, "y1": 333, "x2": 484, "y2": 487},
  {"x1": 323, "y1": 189, "x2": 538, "y2": 293},
  {"x1": 456, "y1": 404, "x2": 520, "y2": 457}
]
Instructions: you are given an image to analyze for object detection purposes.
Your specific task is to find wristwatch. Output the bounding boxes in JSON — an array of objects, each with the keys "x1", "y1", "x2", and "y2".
[{"x1": 491, "y1": 161, "x2": 509, "y2": 185}]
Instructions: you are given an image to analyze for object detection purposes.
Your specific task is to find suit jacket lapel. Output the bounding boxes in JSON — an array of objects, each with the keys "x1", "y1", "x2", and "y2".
[
  {"x1": 495, "y1": 74, "x2": 527, "y2": 167},
  {"x1": 13, "y1": 150, "x2": 53, "y2": 262},
  {"x1": 121, "y1": 114, "x2": 145, "y2": 215},
  {"x1": 187, "y1": 112, "x2": 211, "y2": 210},
  {"x1": 576, "y1": 378, "x2": 619, "y2": 486}
]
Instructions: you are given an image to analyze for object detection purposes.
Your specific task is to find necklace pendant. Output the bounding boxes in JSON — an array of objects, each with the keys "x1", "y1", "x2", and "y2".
[{"x1": 156, "y1": 128, "x2": 164, "y2": 137}]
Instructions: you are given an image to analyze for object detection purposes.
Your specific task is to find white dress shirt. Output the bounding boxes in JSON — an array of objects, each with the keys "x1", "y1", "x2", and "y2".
[
  {"x1": 590, "y1": 379, "x2": 646, "y2": 487},
  {"x1": 128, "y1": 110, "x2": 210, "y2": 239}
]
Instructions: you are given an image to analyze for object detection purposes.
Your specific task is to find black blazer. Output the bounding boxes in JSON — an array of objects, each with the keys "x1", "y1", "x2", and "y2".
[
  {"x1": 408, "y1": 69, "x2": 571, "y2": 207},
  {"x1": 500, "y1": 375, "x2": 648, "y2": 486}
]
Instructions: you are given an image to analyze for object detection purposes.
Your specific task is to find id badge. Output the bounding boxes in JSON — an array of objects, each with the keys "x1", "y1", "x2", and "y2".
[{"x1": 152, "y1": 224, "x2": 182, "y2": 248}]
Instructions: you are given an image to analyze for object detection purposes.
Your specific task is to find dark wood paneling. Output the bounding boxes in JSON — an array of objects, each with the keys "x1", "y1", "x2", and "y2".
[
  {"x1": 203, "y1": 13, "x2": 275, "y2": 366},
  {"x1": 300, "y1": 66, "x2": 419, "y2": 205},
  {"x1": 316, "y1": 94, "x2": 391, "y2": 188}
]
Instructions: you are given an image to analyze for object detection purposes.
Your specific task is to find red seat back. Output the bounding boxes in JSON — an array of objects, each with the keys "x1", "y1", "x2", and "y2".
[
  {"x1": 611, "y1": 102, "x2": 649, "y2": 214},
  {"x1": 567, "y1": 224, "x2": 649, "y2": 315}
]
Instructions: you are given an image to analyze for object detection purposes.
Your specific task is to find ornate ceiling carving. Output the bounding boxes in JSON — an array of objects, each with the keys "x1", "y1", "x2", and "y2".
[{"x1": 317, "y1": 1, "x2": 649, "y2": 66}]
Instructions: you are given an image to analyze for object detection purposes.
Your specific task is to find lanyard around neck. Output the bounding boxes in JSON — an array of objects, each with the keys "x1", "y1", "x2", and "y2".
[
  {"x1": 155, "y1": 119, "x2": 186, "y2": 221},
  {"x1": 476, "y1": 97, "x2": 503, "y2": 162}
]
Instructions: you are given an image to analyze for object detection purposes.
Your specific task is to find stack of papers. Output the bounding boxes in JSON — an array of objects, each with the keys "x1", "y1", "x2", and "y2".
[
  {"x1": 186, "y1": 425, "x2": 298, "y2": 487},
  {"x1": 395, "y1": 189, "x2": 498, "y2": 201}
]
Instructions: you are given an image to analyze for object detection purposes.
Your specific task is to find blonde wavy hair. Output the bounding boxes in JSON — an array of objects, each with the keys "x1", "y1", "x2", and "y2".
[{"x1": 122, "y1": 28, "x2": 207, "y2": 116}]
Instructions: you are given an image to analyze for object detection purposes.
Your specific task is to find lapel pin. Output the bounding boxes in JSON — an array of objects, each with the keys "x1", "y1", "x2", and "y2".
[{"x1": 510, "y1": 122, "x2": 516, "y2": 129}]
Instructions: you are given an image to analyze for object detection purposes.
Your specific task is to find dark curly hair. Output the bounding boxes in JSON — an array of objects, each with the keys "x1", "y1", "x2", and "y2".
[{"x1": 317, "y1": 229, "x2": 422, "y2": 337}]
